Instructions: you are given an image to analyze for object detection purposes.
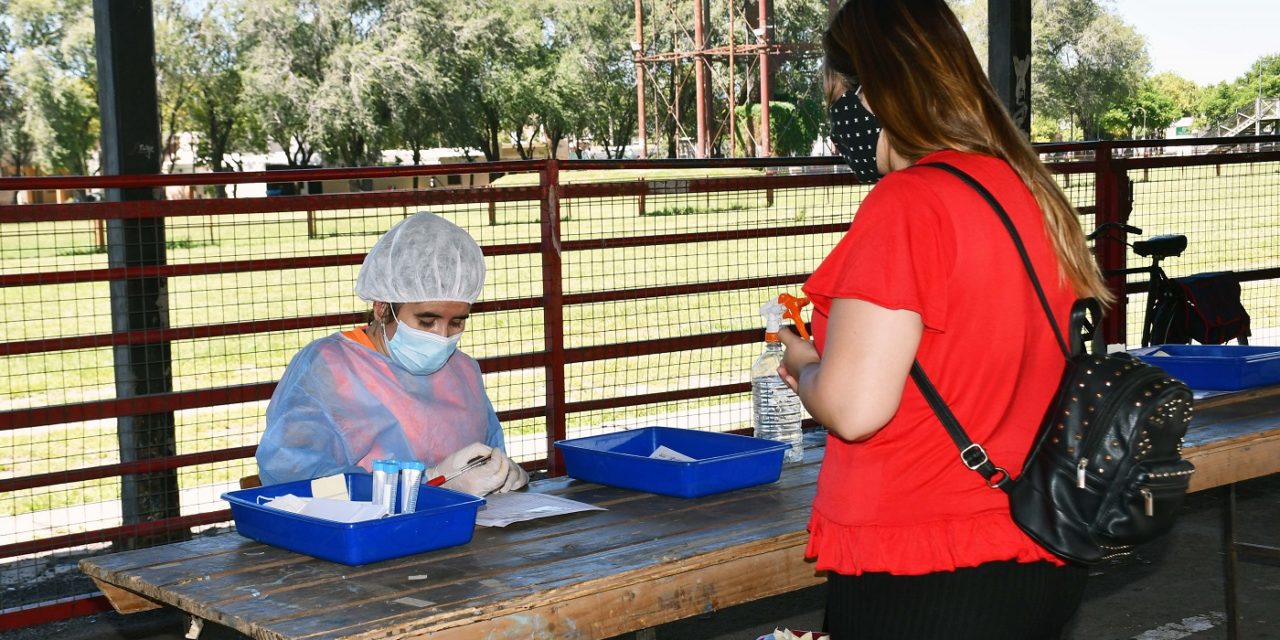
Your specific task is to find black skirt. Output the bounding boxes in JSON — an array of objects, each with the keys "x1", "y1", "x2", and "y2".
[{"x1": 824, "y1": 559, "x2": 1088, "y2": 640}]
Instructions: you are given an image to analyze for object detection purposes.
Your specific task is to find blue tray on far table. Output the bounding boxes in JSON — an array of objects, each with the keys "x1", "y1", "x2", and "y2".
[{"x1": 1131, "y1": 344, "x2": 1280, "y2": 392}]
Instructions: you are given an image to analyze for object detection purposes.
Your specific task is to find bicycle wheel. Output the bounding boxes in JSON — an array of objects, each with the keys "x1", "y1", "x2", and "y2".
[{"x1": 1146, "y1": 286, "x2": 1189, "y2": 346}]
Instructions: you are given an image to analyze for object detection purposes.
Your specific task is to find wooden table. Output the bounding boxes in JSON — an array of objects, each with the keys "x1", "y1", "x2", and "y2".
[
  {"x1": 1182, "y1": 385, "x2": 1280, "y2": 492},
  {"x1": 1179, "y1": 386, "x2": 1280, "y2": 640},
  {"x1": 80, "y1": 390, "x2": 1280, "y2": 640},
  {"x1": 81, "y1": 450, "x2": 825, "y2": 640}
]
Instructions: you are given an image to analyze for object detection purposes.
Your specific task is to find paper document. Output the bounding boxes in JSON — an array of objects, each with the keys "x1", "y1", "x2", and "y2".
[
  {"x1": 310, "y1": 473, "x2": 349, "y2": 500},
  {"x1": 262, "y1": 494, "x2": 388, "y2": 522},
  {"x1": 649, "y1": 445, "x2": 696, "y2": 462},
  {"x1": 475, "y1": 492, "x2": 605, "y2": 527}
]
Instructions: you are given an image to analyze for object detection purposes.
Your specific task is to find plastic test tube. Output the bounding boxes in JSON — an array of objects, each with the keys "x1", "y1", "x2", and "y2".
[
  {"x1": 371, "y1": 460, "x2": 401, "y2": 513},
  {"x1": 399, "y1": 460, "x2": 425, "y2": 514}
]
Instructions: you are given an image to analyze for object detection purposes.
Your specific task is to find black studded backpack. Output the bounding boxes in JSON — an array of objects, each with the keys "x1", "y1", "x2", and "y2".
[{"x1": 909, "y1": 163, "x2": 1195, "y2": 565}]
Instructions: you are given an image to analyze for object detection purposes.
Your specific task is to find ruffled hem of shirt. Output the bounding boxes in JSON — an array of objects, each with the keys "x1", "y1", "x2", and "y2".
[{"x1": 805, "y1": 508, "x2": 1065, "y2": 576}]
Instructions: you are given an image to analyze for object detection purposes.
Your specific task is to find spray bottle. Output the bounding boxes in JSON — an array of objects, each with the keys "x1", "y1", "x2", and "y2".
[{"x1": 752, "y1": 299, "x2": 805, "y2": 463}]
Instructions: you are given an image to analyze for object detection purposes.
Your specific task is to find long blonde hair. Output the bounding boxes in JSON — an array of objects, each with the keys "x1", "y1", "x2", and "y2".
[{"x1": 823, "y1": 0, "x2": 1111, "y2": 304}]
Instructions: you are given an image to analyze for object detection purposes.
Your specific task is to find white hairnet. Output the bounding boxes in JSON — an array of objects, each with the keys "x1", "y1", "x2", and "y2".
[{"x1": 353, "y1": 212, "x2": 486, "y2": 304}]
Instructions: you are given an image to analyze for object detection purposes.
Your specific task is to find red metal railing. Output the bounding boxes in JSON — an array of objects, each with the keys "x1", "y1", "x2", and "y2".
[{"x1": 1, "y1": 137, "x2": 1278, "y2": 627}]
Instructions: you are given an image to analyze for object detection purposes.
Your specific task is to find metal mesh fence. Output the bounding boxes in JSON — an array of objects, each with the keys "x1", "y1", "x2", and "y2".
[
  {"x1": 1, "y1": 146, "x2": 1277, "y2": 617},
  {"x1": 1123, "y1": 160, "x2": 1280, "y2": 345},
  {"x1": 551, "y1": 171, "x2": 866, "y2": 451}
]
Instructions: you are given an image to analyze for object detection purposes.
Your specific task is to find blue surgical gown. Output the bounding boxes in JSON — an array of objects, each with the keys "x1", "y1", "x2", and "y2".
[{"x1": 256, "y1": 331, "x2": 505, "y2": 486}]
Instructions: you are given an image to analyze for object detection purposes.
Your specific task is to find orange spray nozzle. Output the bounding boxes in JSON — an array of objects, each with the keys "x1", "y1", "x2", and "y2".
[{"x1": 778, "y1": 293, "x2": 811, "y2": 341}]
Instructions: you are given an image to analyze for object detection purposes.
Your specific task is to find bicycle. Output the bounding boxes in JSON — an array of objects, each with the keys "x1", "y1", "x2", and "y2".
[{"x1": 1087, "y1": 222, "x2": 1250, "y2": 347}]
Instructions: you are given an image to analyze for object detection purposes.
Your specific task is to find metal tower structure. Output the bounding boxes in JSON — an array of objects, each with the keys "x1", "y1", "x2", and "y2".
[{"x1": 632, "y1": 1, "x2": 829, "y2": 158}]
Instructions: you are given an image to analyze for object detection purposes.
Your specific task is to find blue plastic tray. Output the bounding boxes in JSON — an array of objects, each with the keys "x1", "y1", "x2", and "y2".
[
  {"x1": 221, "y1": 473, "x2": 484, "y2": 565},
  {"x1": 554, "y1": 427, "x2": 789, "y2": 498},
  {"x1": 1131, "y1": 344, "x2": 1280, "y2": 391}
]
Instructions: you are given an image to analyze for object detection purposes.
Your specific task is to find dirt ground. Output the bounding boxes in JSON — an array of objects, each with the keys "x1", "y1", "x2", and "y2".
[{"x1": 2, "y1": 474, "x2": 1277, "y2": 640}]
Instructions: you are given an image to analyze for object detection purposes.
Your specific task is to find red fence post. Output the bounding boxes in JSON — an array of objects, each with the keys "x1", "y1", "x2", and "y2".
[
  {"x1": 539, "y1": 160, "x2": 568, "y2": 476},
  {"x1": 637, "y1": 178, "x2": 646, "y2": 216},
  {"x1": 1094, "y1": 142, "x2": 1130, "y2": 345}
]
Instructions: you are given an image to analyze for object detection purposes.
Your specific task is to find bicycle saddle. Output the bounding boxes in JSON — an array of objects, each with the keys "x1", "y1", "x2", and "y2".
[{"x1": 1132, "y1": 234, "x2": 1187, "y2": 259}]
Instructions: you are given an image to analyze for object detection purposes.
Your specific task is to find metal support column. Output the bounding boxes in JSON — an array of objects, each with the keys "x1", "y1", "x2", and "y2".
[
  {"x1": 988, "y1": 0, "x2": 1032, "y2": 136},
  {"x1": 757, "y1": 0, "x2": 772, "y2": 157},
  {"x1": 93, "y1": 0, "x2": 182, "y2": 549},
  {"x1": 634, "y1": 0, "x2": 648, "y2": 159},
  {"x1": 693, "y1": 0, "x2": 708, "y2": 158}
]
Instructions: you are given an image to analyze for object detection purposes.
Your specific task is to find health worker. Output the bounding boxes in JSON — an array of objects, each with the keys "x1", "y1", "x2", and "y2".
[{"x1": 256, "y1": 211, "x2": 528, "y2": 496}]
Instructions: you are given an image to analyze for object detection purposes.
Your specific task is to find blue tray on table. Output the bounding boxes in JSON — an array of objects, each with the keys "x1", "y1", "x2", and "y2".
[
  {"x1": 1131, "y1": 344, "x2": 1280, "y2": 392},
  {"x1": 554, "y1": 426, "x2": 789, "y2": 499},
  {"x1": 222, "y1": 473, "x2": 484, "y2": 565}
]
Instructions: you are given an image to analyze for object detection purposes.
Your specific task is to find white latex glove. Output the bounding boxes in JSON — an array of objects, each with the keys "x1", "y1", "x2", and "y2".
[
  {"x1": 492, "y1": 450, "x2": 529, "y2": 494},
  {"x1": 454, "y1": 449, "x2": 530, "y2": 495},
  {"x1": 428, "y1": 443, "x2": 501, "y2": 496}
]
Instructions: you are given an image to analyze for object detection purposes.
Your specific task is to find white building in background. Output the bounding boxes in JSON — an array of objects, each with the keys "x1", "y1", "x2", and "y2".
[
  {"x1": 1165, "y1": 117, "x2": 1197, "y2": 139},
  {"x1": 1163, "y1": 117, "x2": 1200, "y2": 156}
]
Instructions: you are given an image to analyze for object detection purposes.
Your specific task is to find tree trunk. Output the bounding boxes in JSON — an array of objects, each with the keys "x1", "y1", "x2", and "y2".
[
  {"x1": 546, "y1": 126, "x2": 564, "y2": 159},
  {"x1": 667, "y1": 68, "x2": 677, "y2": 158},
  {"x1": 482, "y1": 105, "x2": 501, "y2": 161},
  {"x1": 210, "y1": 116, "x2": 232, "y2": 198}
]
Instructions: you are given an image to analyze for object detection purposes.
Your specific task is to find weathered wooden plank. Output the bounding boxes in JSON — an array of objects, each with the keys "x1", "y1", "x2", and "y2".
[
  {"x1": 91, "y1": 578, "x2": 162, "y2": 614},
  {"x1": 75, "y1": 458, "x2": 820, "y2": 639},
  {"x1": 136, "y1": 463, "x2": 817, "y2": 598},
  {"x1": 162, "y1": 481, "x2": 817, "y2": 638},
  {"x1": 1185, "y1": 410, "x2": 1280, "y2": 447},
  {"x1": 253, "y1": 501, "x2": 816, "y2": 639},
  {"x1": 1193, "y1": 384, "x2": 1280, "y2": 411},
  {"x1": 359, "y1": 535, "x2": 822, "y2": 640},
  {"x1": 79, "y1": 533, "x2": 266, "y2": 579},
  {"x1": 1186, "y1": 428, "x2": 1280, "y2": 491}
]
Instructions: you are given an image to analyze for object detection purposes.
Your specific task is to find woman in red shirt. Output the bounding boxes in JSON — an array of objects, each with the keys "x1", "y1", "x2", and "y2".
[{"x1": 777, "y1": 2, "x2": 1112, "y2": 638}]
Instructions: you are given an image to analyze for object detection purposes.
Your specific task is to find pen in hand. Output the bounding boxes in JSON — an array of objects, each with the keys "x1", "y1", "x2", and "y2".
[{"x1": 426, "y1": 453, "x2": 493, "y2": 487}]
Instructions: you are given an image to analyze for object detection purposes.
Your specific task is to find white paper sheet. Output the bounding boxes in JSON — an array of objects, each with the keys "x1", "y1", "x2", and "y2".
[
  {"x1": 475, "y1": 492, "x2": 605, "y2": 527},
  {"x1": 301, "y1": 497, "x2": 388, "y2": 522},
  {"x1": 261, "y1": 494, "x2": 388, "y2": 522},
  {"x1": 649, "y1": 444, "x2": 696, "y2": 462},
  {"x1": 310, "y1": 473, "x2": 349, "y2": 500}
]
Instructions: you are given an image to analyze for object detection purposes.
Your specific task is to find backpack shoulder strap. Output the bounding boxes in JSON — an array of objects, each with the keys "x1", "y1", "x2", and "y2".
[
  {"x1": 903, "y1": 160, "x2": 1079, "y2": 490},
  {"x1": 916, "y1": 161, "x2": 1070, "y2": 357}
]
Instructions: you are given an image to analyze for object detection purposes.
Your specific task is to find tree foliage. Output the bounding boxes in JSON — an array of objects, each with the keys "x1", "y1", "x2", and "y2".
[
  {"x1": 1198, "y1": 54, "x2": 1280, "y2": 130},
  {"x1": 2, "y1": 0, "x2": 1273, "y2": 176},
  {"x1": 734, "y1": 100, "x2": 821, "y2": 157},
  {"x1": 155, "y1": 0, "x2": 253, "y2": 175},
  {"x1": 4, "y1": 0, "x2": 97, "y2": 175},
  {"x1": 1149, "y1": 72, "x2": 1200, "y2": 119},
  {"x1": 1032, "y1": 0, "x2": 1149, "y2": 140},
  {"x1": 1099, "y1": 77, "x2": 1178, "y2": 139}
]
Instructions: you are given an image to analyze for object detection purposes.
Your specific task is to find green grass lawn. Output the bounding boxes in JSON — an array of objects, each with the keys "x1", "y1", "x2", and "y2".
[{"x1": 2, "y1": 161, "x2": 1277, "y2": 518}]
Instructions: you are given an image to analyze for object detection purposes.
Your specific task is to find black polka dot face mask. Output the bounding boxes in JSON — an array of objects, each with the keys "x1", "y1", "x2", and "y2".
[{"x1": 828, "y1": 88, "x2": 883, "y2": 184}]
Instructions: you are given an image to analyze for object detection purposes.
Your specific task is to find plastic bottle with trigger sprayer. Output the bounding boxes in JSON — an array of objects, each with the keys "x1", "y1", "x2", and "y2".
[{"x1": 752, "y1": 300, "x2": 804, "y2": 463}]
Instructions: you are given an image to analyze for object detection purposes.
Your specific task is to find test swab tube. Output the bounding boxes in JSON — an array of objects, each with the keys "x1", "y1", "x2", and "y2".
[
  {"x1": 371, "y1": 460, "x2": 401, "y2": 513},
  {"x1": 399, "y1": 460, "x2": 425, "y2": 514}
]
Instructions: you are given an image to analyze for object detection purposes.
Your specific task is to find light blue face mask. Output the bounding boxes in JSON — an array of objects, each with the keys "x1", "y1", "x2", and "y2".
[{"x1": 385, "y1": 319, "x2": 462, "y2": 375}]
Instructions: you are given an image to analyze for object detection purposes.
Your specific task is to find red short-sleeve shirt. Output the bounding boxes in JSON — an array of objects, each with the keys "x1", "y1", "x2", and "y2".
[{"x1": 802, "y1": 150, "x2": 1075, "y2": 575}]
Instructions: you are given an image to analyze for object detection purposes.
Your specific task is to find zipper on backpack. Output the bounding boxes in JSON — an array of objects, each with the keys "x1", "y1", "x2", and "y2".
[
  {"x1": 1140, "y1": 488, "x2": 1154, "y2": 516},
  {"x1": 1075, "y1": 366, "x2": 1168, "y2": 489}
]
